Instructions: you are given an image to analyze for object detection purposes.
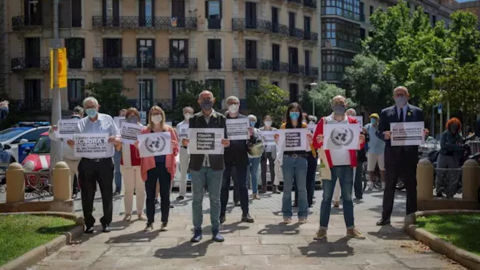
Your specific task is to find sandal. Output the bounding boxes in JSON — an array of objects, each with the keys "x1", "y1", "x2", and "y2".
[{"x1": 123, "y1": 214, "x2": 132, "y2": 222}]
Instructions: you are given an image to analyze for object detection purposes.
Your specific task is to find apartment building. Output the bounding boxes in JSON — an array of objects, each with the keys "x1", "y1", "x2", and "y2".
[
  {"x1": 6, "y1": 0, "x2": 319, "y2": 116},
  {"x1": 320, "y1": 0, "x2": 454, "y2": 85},
  {"x1": 446, "y1": 0, "x2": 480, "y2": 29}
]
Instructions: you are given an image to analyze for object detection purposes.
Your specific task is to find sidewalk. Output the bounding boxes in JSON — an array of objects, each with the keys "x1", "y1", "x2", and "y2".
[{"x1": 29, "y1": 189, "x2": 465, "y2": 270}]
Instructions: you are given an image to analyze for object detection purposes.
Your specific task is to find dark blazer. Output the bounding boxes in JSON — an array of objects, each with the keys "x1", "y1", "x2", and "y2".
[
  {"x1": 189, "y1": 110, "x2": 228, "y2": 171},
  {"x1": 224, "y1": 114, "x2": 257, "y2": 168},
  {"x1": 376, "y1": 104, "x2": 424, "y2": 165}
]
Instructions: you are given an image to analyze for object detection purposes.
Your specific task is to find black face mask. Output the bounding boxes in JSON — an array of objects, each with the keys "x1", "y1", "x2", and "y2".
[
  {"x1": 449, "y1": 124, "x2": 458, "y2": 133},
  {"x1": 200, "y1": 100, "x2": 213, "y2": 110}
]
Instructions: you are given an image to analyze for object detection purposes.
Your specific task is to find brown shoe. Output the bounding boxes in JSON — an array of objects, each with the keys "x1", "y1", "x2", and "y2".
[
  {"x1": 314, "y1": 228, "x2": 327, "y2": 240},
  {"x1": 259, "y1": 186, "x2": 267, "y2": 194},
  {"x1": 347, "y1": 228, "x2": 366, "y2": 239}
]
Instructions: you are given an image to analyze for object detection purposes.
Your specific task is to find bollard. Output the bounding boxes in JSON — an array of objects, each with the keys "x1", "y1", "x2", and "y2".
[
  {"x1": 417, "y1": 159, "x2": 434, "y2": 200},
  {"x1": 462, "y1": 159, "x2": 480, "y2": 201},
  {"x1": 53, "y1": 161, "x2": 72, "y2": 201},
  {"x1": 6, "y1": 162, "x2": 25, "y2": 203}
]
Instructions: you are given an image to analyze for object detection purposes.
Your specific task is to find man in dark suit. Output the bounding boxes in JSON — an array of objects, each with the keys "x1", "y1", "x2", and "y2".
[
  {"x1": 220, "y1": 96, "x2": 257, "y2": 224},
  {"x1": 376, "y1": 86, "x2": 425, "y2": 226},
  {"x1": 183, "y1": 90, "x2": 230, "y2": 242}
]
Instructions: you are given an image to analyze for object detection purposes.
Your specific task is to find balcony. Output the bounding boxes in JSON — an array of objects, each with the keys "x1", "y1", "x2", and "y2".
[
  {"x1": 271, "y1": 23, "x2": 290, "y2": 37},
  {"x1": 156, "y1": 58, "x2": 198, "y2": 70},
  {"x1": 93, "y1": 57, "x2": 198, "y2": 70},
  {"x1": 68, "y1": 59, "x2": 83, "y2": 69},
  {"x1": 91, "y1": 16, "x2": 197, "y2": 30},
  {"x1": 288, "y1": 64, "x2": 305, "y2": 76},
  {"x1": 93, "y1": 57, "x2": 123, "y2": 69},
  {"x1": 10, "y1": 99, "x2": 52, "y2": 112},
  {"x1": 272, "y1": 62, "x2": 290, "y2": 73},
  {"x1": 208, "y1": 59, "x2": 222, "y2": 70},
  {"x1": 207, "y1": 18, "x2": 222, "y2": 30},
  {"x1": 232, "y1": 58, "x2": 273, "y2": 71},
  {"x1": 304, "y1": 0, "x2": 317, "y2": 9},
  {"x1": 303, "y1": 31, "x2": 319, "y2": 44},
  {"x1": 289, "y1": 28, "x2": 304, "y2": 40},
  {"x1": 232, "y1": 18, "x2": 272, "y2": 33},
  {"x1": 288, "y1": 0, "x2": 303, "y2": 6},
  {"x1": 12, "y1": 16, "x2": 42, "y2": 31},
  {"x1": 11, "y1": 57, "x2": 50, "y2": 71},
  {"x1": 305, "y1": 67, "x2": 320, "y2": 78}
]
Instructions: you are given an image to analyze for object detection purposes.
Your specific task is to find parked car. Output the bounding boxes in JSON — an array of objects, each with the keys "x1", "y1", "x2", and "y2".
[
  {"x1": 21, "y1": 132, "x2": 51, "y2": 189},
  {"x1": 0, "y1": 122, "x2": 50, "y2": 164}
]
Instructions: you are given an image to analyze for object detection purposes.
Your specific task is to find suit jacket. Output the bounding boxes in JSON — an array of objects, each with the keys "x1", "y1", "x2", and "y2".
[
  {"x1": 189, "y1": 110, "x2": 228, "y2": 171},
  {"x1": 224, "y1": 114, "x2": 257, "y2": 168},
  {"x1": 376, "y1": 104, "x2": 424, "y2": 165}
]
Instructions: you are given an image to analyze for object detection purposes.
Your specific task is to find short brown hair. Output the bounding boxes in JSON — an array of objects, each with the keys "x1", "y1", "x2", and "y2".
[{"x1": 125, "y1": 107, "x2": 140, "y2": 120}]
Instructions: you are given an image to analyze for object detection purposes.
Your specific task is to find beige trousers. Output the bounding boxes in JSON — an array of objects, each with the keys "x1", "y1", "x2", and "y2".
[{"x1": 120, "y1": 165, "x2": 145, "y2": 215}]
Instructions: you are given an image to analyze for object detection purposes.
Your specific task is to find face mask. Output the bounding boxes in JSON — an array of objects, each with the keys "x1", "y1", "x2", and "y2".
[
  {"x1": 394, "y1": 96, "x2": 407, "y2": 107},
  {"x1": 371, "y1": 118, "x2": 377, "y2": 125},
  {"x1": 184, "y1": 113, "x2": 193, "y2": 120},
  {"x1": 290, "y1": 112, "x2": 300, "y2": 121},
  {"x1": 151, "y1": 115, "x2": 162, "y2": 124},
  {"x1": 250, "y1": 121, "x2": 256, "y2": 127},
  {"x1": 264, "y1": 121, "x2": 272, "y2": 127},
  {"x1": 200, "y1": 100, "x2": 213, "y2": 110},
  {"x1": 228, "y1": 104, "x2": 239, "y2": 114},
  {"x1": 127, "y1": 116, "x2": 138, "y2": 124},
  {"x1": 332, "y1": 105, "x2": 346, "y2": 115},
  {"x1": 85, "y1": 108, "x2": 97, "y2": 118},
  {"x1": 450, "y1": 124, "x2": 458, "y2": 133}
]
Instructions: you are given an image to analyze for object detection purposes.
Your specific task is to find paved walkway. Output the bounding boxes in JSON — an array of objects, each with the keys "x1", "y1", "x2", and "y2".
[{"x1": 26, "y1": 188, "x2": 465, "y2": 270}]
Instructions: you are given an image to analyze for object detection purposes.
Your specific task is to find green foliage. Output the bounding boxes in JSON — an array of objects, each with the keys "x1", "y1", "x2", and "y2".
[
  {"x1": 301, "y1": 82, "x2": 355, "y2": 118},
  {"x1": 85, "y1": 80, "x2": 131, "y2": 116},
  {"x1": 246, "y1": 77, "x2": 288, "y2": 124},
  {"x1": 173, "y1": 79, "x2": 222, "y2": 122},
  {"x1": 448, "y1": 12, "x2": 480, "y2": 65}
]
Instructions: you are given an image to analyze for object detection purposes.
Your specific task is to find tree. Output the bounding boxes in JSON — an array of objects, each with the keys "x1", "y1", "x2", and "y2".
[
  {"x1": 246, "y1": 77, "x2": 288, "y2": 123},
  {"x1": 85, "y1": 80, "x2": 130, "y2": 116},
  {"x1": 343, "y1": 54, "x2": 396, "y2": 113},
  {"x1": 301, "y1": 82, "x2": 355, "y2": 118},
  {"x1": 447, "y1": 11, "x2": 480, "y2": 65},
  {"x1": 173, "y1": 79, "x2": 222, "y2": 122}
]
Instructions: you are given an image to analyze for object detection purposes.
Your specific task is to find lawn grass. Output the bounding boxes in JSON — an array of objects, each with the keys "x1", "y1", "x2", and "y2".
[
  {"x1": 416, "y1": 214, "x2": 480, "y2": 256},
  {"x1": 0, "y1": 215, "x2": 76, "y2": 266}
]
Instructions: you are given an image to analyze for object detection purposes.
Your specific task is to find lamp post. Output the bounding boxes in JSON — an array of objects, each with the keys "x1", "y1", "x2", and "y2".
[
  {"x1": 139, "y1": 47, "x2": 148, "y2": 112},
  {"x1": 50, "y1": 0, "x2": 62, "y2": 171},
  {"x1": 310, "y1": 82, "x2": 318, "y2": 116}
]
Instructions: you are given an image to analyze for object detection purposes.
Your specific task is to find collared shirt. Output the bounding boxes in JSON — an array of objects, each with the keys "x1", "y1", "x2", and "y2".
[
  {"x1": 201, "y1": 109, "x2": 215, "y2": 167},
  {"x1": 396, "y1": 104, "x2": 409, "y2": 122},
  {"x1": 75, "y1": 113, "x2": 119, "y2": 158}
]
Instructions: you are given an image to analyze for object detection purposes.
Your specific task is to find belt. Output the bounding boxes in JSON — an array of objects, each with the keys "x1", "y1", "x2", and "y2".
[
  {"x1": 182, "y1": 146, "x2": 188, "y2": 149},
  {"x1": 284, "y1": 153, "x2": 307, "y2": 158},
  {"x1": 83, "y1": 157, "x2": 110, "y2": 162}
]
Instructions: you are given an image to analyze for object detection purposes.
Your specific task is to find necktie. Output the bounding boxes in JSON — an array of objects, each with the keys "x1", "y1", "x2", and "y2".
[{"x1": 399, "y1": 108, "x2": 404, "y2": 122}]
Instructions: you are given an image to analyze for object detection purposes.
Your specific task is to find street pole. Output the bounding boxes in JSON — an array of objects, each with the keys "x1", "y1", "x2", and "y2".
[
  {"x1": 50, "y1": 0, "x2": 62, "y2": 170},
  {"x1": 447, "y1": 101, "x2": 450, "y2": 121},
  {"x1": 140, "y1": 52, "x2": 144, "y2": 112},
  {"x1": 310, "y1": 82, "x2": 317, "y2": 116}
]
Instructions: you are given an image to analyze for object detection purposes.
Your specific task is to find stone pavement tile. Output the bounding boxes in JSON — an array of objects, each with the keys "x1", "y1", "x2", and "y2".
[
  {"x1": 259, "y1": 235, "x2": 309, "y2": 245},
  {"x1": 241, "y1": 245, "x2": 291, "y2": 255},
  {"x1": 222, "y1": 236, "x2": 260, "y2": 245},
  {"x1": 398, "y1": 257, "x2": 452, "y2": 269},
  {"x1": 200, "y1": 245, "x2": 242, "y2": 256},
  {"x1": 219, "y1": 255, "x2": 269, "y2": 266},
  {"x1": 103, "y1": 246, "x2": 156, "y2": 257},
  {"x1": 265, "y1": 255, "x2": 322, "y2": 265},
  {"x1": 49, "y1": 245, "x2": 110, "y2": 262},
  {"x1": 359, "y1": 265, "x2": 411, "y2": 270},
  {"x1": 289, "y1": 244, "x2": 331, "y2": 256},
  {"x1": 32, "y1": 260, "x2": 92, "y2": 270},
  {"x1": 88, "y1": 255, "x2": 223, "y2": 269},
  {"x1": 319, "y1": 254, "x2": 401, "y2": 267},
  {"x1": 247, "y1": 266, "x2": 361, "y2": 270}
]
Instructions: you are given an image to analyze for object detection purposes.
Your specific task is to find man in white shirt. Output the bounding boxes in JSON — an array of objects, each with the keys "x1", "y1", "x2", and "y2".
[{"x1": 175, "y1": 106, "x2": 194, "y2": 201}]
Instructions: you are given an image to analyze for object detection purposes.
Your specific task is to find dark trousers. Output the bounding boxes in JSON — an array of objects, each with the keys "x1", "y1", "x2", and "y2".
[
  {"x1": 382, "y1": 163, "x2": 417, "y2": 220},
  {"x1": 73, "y1": 175, "x2": 79, "y2": 195},
  {"x1": 354, "y1": 164, "x2": 364, "y2": 199},
  {"x1": 79, "y1": 158, "x2": 114, "y2": 227},
  {"x1": 145, "y1": 165, "x2": 171, "y2": 224},
  {"x1": 261, "y1": 152, "x2": 275, "y2": 187},
  {"x1": 221, "y1": 164, "x2": 248, "y2": 216}
]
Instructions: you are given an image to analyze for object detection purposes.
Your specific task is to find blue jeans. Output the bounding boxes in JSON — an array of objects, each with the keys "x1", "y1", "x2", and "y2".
[
  {"x1": 114, "y1": 150, "x2": 122, "y2": 192},
  {"x1": 282, "y1": 155, "x2": 308, "y2": 219},
  {"x1": 248, "y1": 157, "x2": 261, "y2": 194},
  {"x1": 320, "y1": 166, "x2": 355, "y2": 229},
  {"x1": 191, "y1": 167, "x2": 223, "y2": 231}
]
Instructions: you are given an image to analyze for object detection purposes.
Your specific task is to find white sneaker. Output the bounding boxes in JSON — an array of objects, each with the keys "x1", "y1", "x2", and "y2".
[{"x1": 367, "y1": 181, "x2": 374, "y2": 191}]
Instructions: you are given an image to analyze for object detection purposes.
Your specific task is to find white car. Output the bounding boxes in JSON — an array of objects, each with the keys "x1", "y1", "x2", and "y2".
[{"x1": 0, "y1": 122, "x2": 50, "y2": 164}]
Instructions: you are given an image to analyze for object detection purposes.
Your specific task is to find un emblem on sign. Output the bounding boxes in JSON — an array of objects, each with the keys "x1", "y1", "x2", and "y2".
[
  {"x1": 145, "y1": 135, "x2": 167, "y2": 154},
  {"x1": 330, "y1": 127, "x2": 354, "y2": 147}
]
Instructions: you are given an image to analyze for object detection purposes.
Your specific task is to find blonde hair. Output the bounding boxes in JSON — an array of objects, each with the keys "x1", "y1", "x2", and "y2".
[{"x1": 148, "y1": 105, "x2": 166, "y2": 131}]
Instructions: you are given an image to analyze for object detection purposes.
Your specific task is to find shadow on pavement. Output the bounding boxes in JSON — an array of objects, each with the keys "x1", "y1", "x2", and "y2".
[
  {"x1": 257, "y1": 223, "x2": 301, "y2": 235},
  {"x1": 296, "y1": 237, "x2": 355, "y2": 257},
  {"x1": 154, "y1": 239, "x2": 214, "y2": 258}
]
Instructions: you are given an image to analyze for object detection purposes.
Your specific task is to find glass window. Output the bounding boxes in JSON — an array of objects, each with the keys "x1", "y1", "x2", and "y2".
[
  {"x1": 14, "y1": 128, "x2": 49, "y2": 143},
  {"x1": 208, "y1": 1, "x2": 220, "y2": 18}
]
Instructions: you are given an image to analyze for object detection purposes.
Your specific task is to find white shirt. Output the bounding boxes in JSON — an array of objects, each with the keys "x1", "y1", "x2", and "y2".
[
  {"x1": 325, "y1": 113, "x2": 351, "y2": 166},
  {"x1": 75, "y1": 113, "x2": 120, "y2": 158}
]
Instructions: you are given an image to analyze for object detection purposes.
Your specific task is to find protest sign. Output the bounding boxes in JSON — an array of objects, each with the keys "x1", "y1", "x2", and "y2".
[
  {"x1": 323, "y1": 123, "x2": 361, "y2": 150},
  {"x1": 177, "y1": 122, "x2": 189, "y2": 139},
  {"x1": 57, "y1": 119, "x2": 79, "y2": 139},
  {"x1": 307, "y1": 124, "x2": 316, "y2": 134},
  {"x1": 260, "y1": 130, "x2": 279, "y2": 146},
  {"x1": 120, "y1": 122, "x2": 143, "y2": 144},
  {"x1": 74, "y1": 133, "x2": 113, "y2": 158},
  {"x1": 226, "y1": 118, "x2": 249, "y2": 140},
  {"x1": 279, "y1": 129, "x2": 308, "y2": 151},
  {"x1": 391, "y1": 121, "x2": 425, "y2": 146},
  {"x1": 188, "y1": 128, "x2": 224, "y2": 154},
  {"x1": 137, "y1": 132, "x2": 172, "y2": 158},
  {"x1": 355, "y1": 116, "x2": 363, "y2": 129},
  {"x1": 114, "y1": 117, "x2": 125, "y2": 129}
]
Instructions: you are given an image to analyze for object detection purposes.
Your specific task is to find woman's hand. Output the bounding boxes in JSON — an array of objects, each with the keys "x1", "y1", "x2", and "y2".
[
  {"x1": 50, "y1": 125, "x2": 58, "y2": 132},
  {"x1": 316, "y1": 134, "x2": 324, "y2": 144},
  {"x1": 67, "y1": 139, "x2": 75, "y2": 148},
  {"x1": 182, "y1": 138, "x2": 189, "y2": 147},
  {"x1": 359, "y1": 134, "x2": 365, "y2": 144},
  {"x1": 274, "y1": 134, "x2": 280, "y2": 144}
]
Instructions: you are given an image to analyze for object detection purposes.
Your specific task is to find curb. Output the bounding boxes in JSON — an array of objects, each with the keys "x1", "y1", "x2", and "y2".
[
  {"x1": 404, "y1": 210, "x2": 480, "y2": 270},
  {"x1": 0, "y1": 212, "x2": 84, "y2": 270}
]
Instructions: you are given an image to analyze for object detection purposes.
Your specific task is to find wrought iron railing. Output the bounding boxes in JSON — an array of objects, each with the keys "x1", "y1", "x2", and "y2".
[
  {"x1": 272, "y1": 62, "x2": 290, "y2": 73},
  {"x1": 288, "y1": 64, "x2": 305, "y2": 76},
  {"x1": 304, "y1": 31, "x2": 319, "y2": 43},
  {"x1": 92, "y1": 16, "x2": 197, "y2": 30},
  {"x1": 208, "y1": 59, "x2": 222, "y2": 70},
  {"x1": 11, "y1": 57, "x2": 50, "y2": 71},
  {"x1": 68, "y1": 59, "x2": 83, "y2": 69},
  {"x1": 93, "y1": 57, "x2": 123, "y2": 69},
  {"x1": 288, "y1": 0, "x2": 303, "y2": 5},
  {"x1": 12, "y1": 16, "x2": 43, "y2": 30},
  {"x1": 207, "y1": 18, "x2": 222, "y2": 29},
  {"x1": 271, "y1": 23, "x2": 290, "y2": 37},
  {"x1": 289, "y1": 28, "x2": 305, "y2": 39},
  {"x1": 304, "y1": 0, "x2": 317, "y2": 9},
  {"x1": 232, "y1": 58, "x2": 273, "y2": 71},
  {"x1": 232, "y1": 18, "x2": 272, "y2": 32},
  {"x1": 305, "y1": 67, "x2": 319, "y2": 77},
  {"x1": 126, "y1": 99, "x2": 174, "y2": 110},
  {"x1": 155, "y1": 58, "x2": 198, "y2": 70},
  {"x1": 10, "y1": 99, "x2": 53, "y2": 111},
  {"x1": 93, "y1": 57, "x2": 198, "y2": 70}
]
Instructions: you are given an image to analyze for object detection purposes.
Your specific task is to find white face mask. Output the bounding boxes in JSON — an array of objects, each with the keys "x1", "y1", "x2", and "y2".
[
  {"x1": 184, "y1": 113, "x2": 193, "y2": 120},
  {"x1": 151, "y1": 115, "x2": 162, "y2": 124},
  {"x1": 264, "y1": 121, "x2": 272, "y2": 127},
  {"x1": 228, "y1": 104, "x2": 239, "y2": 114}
]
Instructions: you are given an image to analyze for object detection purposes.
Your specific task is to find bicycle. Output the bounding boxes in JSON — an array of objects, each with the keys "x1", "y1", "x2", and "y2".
[{"x1": 362, "y1": 161, "x2": 382, "y2": 191}]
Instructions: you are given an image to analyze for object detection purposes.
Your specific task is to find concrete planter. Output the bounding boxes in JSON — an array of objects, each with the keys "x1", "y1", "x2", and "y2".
[
  {"x1": 0, "y1": 212, "x2": 84, "y2": 270},
  {"x1": 404, "y1": 210, "x2": 480, "y2": 270}
]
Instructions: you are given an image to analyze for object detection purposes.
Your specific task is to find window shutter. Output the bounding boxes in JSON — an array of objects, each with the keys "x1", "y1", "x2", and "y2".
[
  {"x1": 220, "y1": 79, "x2": 225, "y2": 99},
  {"x1": 119, "y1": 39, "x2": 123, "y2": 57},
  {"x1": 81, "y1": 38, "x2": 85, "y2": 58},
  {"x1": 65, "y1": 39, "x2": 70, "y2": 59}
]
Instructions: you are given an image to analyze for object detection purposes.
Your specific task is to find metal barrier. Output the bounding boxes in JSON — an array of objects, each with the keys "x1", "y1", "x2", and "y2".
[
  {"x1": 24, "y1": 170, "x2": 52, "y2": 200},
  {"x1": 467, "y1": 140, "x2": 480, "y2": 155}
]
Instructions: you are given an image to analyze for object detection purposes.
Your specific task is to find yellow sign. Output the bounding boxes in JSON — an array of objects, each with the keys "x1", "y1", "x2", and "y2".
[{"x1": 50, "y1": 48, "x2": 67, "y2": 89}]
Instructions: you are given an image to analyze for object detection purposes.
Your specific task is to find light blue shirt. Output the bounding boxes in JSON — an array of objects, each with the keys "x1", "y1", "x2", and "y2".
[
  {"x1": 365, "y1": 123, "x2": 385, "y2": 154},
  {"x1": 396, "y1": 104, "x2": 409, "y2": 122},
  {"x1": 75, "y1": 113, "x2": 119, "y2": 157}
]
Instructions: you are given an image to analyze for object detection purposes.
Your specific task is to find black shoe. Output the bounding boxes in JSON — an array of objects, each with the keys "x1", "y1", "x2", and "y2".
[
  {"x1": 241, "y1": 213, "x2": 254, "y2": 223},
  {"x1": 170, "y1": 205, "x2": 174, "y2": 208},
  {"x1": 293, "y1": 203, "x2": 298, "y2": 208},
  {"x1": 376, "y1": 218, "x2": 391, "y2": 226},
  {"x1": 102, "y1": 224, "x2": 111, "y2": 233},
  {"x1": 155, "y1": 199, "x2": 159, "y2": 205},
  {"x1": 220, "y1": 215, "x2": 226, "y2": 224},
  {"x1": 435, "y1": 192, "x2": 444, "y2": 198},
  {"x1": 212, "y1": 229, "x2": 224, "y2": 242},
  {"x1": 176, "y1": 196, "x2": 184, "y2": 201},
  {"x1": 113, "y1": 190, "x2": 121, "y2": 196},
  {"x1": 259, "y1": 186, "x2": 267, "y2": 194},
  {"x1": 84, "y1": 226, "x2": 95, "y2": 234},
  {"x1": 190, "y1": 229, "x2": 202, "y2": 243}
]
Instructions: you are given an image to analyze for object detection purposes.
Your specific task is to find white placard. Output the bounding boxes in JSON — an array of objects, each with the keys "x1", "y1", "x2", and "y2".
[
  {"x1": 188, "y1": 128, "x2": 225, "y2": 154},
  {"x1": 120, "y1": 122, "x2": 143, "y2": 144},
  {"x1": 390, "y1": 121, "x2": 425, "y2": 146},
  {"x1": 58, "y1": 119, "x2": 80, "y2": 139},
  {"x1": 177, "y1": 123, "x2": 189, "y2": 139},
  {"x1": 139, "y1": 111, "x2": 147, "y2": 125},
  {"x1": 307, "y1": 123, "x2": 317, "y2": 134},
  {"x1": 355, "y1": 116, "x2": 363, "y2": 129},
  {"x1": 279, "y1": 129, "x2": 308, "y2": 151},
  {"x1": 260, "y1": 130, "x2": 279, "y2": 146},
  {"x1": 137, "y1": 132, "x2": 172, "y2": 158},
  {"x1": 74, "y1": 133, "x2": 113, "y2": 158},
  {"x1": 323, "y1": 124, "x2": 361, "y2": 150},
  {"x1": 226, "y1": 118, "x2": 249, "y2": 140},
  {"x1": 114, "y1": 117, "x2": 125, "y2": 129}
]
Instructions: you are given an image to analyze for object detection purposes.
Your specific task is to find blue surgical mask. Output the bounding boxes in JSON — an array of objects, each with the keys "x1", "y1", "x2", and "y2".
[
  {"x1": 394, "y1": 96, "x2": 407, "y2": 107},
  {"x1": 250, "y1": 121, "x2": 256, "y2": 127},
  {"x1": 371, "y1": 118, "x2": 377, "y2": 125},
  {"x1": 290, "y1": 112, "x2": 300, "y2": 121},
  {"x1": 85, "y1": 108, "x2": 97, "y2": 118}
]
